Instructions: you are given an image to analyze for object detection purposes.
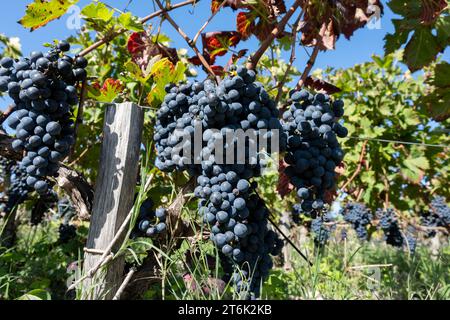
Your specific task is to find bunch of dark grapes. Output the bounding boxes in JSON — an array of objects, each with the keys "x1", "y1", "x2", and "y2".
[
  {"x1": 57, "y1": 197, "x2": 76, "y2": 224},
  {"x1": 282, "y1": 89, "x2": 347, "y2": 216},
  {"x1": 420, "y1": 196, "x2": 450, "y2": 238},
  {"x1": 56, "y1": 197, "x2": 77, "y2": 243},
  {"x1": 376, "y1": 208, "x2": 403, "y2": 247},
  {"x1": 154, "y1": 80, "x2": 202, "y2": 175},
  {"x1": 30, "y1": 189, "x2": 58, "y2": 225},
  {"x1": 0, "y1": 40, "x2": 87, "y2": 194},
  {"x1": 3, "y1": 163, "x2": 30, "y2": 214},
  {"x1": 291, "y1": 203, "x2": 303, "y2": 224},
  {"x1": 58, "y1": 223, "x2": 77, "y2": 244},
  {"x1": 311, "y1": 212, "x2": 336, "y2": 246},
  {"x1": 155, "y1": 66, "x2": 284, "y2": 299},
  {"x1": 0, "y1": 157, "x2": 14, "y2": 214},
  {"x1": 341, "y1": 203, "x2": 373, "y2": 240},
  {"x1": 154, "y1": 66, "x2": 284, "y2": 174},
  {"x1": 405, "y1": 226, "x2": 418, "y2": 254},
  {"x1": 131, "y1": 198, "x2": 167, "y2": 238}
]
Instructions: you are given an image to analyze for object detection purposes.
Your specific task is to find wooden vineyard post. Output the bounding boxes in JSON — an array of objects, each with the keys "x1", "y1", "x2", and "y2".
[
  {"x1": 280, "y1": 211, "x2": 292, "y2": 270},
  {"x1": 81, "y1": 102, "x2": 144, "y2": 299}
]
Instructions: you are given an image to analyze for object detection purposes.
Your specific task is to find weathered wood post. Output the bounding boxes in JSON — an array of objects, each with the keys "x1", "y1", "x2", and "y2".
[
  {"x1": 279, "y1": 211, "x2": 292, "y2": 270},
  {"x1": 81, "y1": 102, "x2": 144, "y2": 299}
]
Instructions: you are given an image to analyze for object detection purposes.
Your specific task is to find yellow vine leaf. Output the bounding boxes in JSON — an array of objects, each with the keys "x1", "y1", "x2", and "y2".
[{"x1": 19, "y1": 0, "x2": 79, "y2": 31}]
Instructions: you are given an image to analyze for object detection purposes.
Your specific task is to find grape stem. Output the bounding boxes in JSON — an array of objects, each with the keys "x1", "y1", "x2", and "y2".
[
  {"x1": 78, "y1": 0, "x2": 200, "y2": 57},
  {"x1": 192, "y1": 0, "x2": 227, "y2": 45},
  {"x1": 154, "y1": 0, "x2": 218, "y2": 80},
  {"x1": 275, "y1": 12, "x2": 303, "y2": 104},
  {"x1": 340, "y1": 140, "x2": 368, "y2": 192},
  {"x1": 295, "y1": 25, "x2": 328, "y2": 90},
  {"x1": 246, "y1": 0, "x2": 304, "y2": 70}
]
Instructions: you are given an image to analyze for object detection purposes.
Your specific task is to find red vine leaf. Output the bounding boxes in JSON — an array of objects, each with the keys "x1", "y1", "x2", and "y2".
[
  {"x1": 277, "y1": 159, "x2": 294, "y2": 197},
  {"x1": 101, "y1": 78, "x2": 124, "y2": 94},
  {"x1": 300, "y1": 0, "x2": 384, "y2": 50},
  {"x1": 253, "y1": 17, "x2": 276, "y2": 42},
  {"x1": 127, "y1": 31, "x2": 179, "y2": 72},
  {"x1": 304, "y1": 76, "x2": 341, "y2": 94},
  {"x1": 204, "y1": 31, "x2": 241, "y2": 51},
  {"x1": 188, "y1": 56, "x2": 201, "y2": 66},
  {"x1": 211, "y1": 65, "x2": 225, "y2": 76},
  {"x1": 236, "y1": 11, "x2": 255, "y2": 40},
  {"x1": 267, "y1": 0, "x2": 287, "y2": 17},
  {"x1": 202, "y1": 31, "x2": 241, "y2": 60},
  {"x1": 234, "y1": 0, "x2": 287, "y2": 41},
  {"x1": 188, "y1": 54, "x2": 216, "y2": 66},
  {"x1": 231, "y1": 49, "x2": 248, "y2": 62},
  {"x1": 210, "y1": 0, "x2": 243, "y2": 13}
]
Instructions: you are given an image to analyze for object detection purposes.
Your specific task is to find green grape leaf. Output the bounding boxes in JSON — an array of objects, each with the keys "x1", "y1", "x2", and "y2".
[
  {"x1": 81, "y1": 2, "x2": 114, "y2": 22},
  {"x1": 147, "y1": 61, "x2": 186, "y2": 107},
  {"x1": 384, "y1": 19, "x2": 411, "y2": 54},
  {"x1": 421, "y1": 87, "x2": 450, "y2": 121},
  {"x1": 17, "y1": 289, "x2": 51, "y2": 300},
  {"x1": 401, "y1": 156, "x2": 430, "y2": 183},
  {"x1": 118, "y1": 12, "x2": 144, "y2": 32},
  {"x1": 19, "y1": 0, "x2": 79, "y2": 31},
  {"x1": 432, "y1": 62, "x2": 450, "y2": 87},
  {"x1": 404, "y1": 27, "x2": 440, "y2": 72},
  {"x1": 436, "y1": 15, "x2": 450, "y2": 45}
]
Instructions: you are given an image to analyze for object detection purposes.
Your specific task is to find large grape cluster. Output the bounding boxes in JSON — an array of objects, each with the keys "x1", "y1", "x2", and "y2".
[
  {"x1": 155, "y1": 66, "x2": 285, "y2": 298},
  {"x1": 200, "y1": 182, "x2": 283, "y2": 299},
  {"x1": 0, "y1": 40, "x2": 87, "y2": 194},
  {"x1": 376, "y1": 208, "x2": 403, "y2": 247},
  {"x1": 420, "y1": 196, "x2": 450, "y2": 238},
  {"x1": 154, "y1": 66, "x2": 284, "y2": 174},
  {"x1": 342, "y1": 203, "x2": 373, "y2": 240},
  {"x1": 282, "y1": 89, "x2": 347, "y2": 216},
  {"x1": 131, "y1": 198, "x2": 167, "y2": 238}
]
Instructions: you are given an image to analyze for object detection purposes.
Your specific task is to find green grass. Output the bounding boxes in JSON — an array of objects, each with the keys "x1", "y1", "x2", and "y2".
[
  {"x1": 0, "y1": 214, "x2": 448, "y2": 300},
  {"x1": 261, "y1": 236, "x2": 450, "y2": 300}
]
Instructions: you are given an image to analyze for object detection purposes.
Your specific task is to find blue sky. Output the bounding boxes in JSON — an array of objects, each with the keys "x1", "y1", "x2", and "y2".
[
  {"x1": 2, "y1": 0, "x2": 396, "y2": 68},
  {"x1": 1, "y1": 0, "x2": 448, "y2": 111}
]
